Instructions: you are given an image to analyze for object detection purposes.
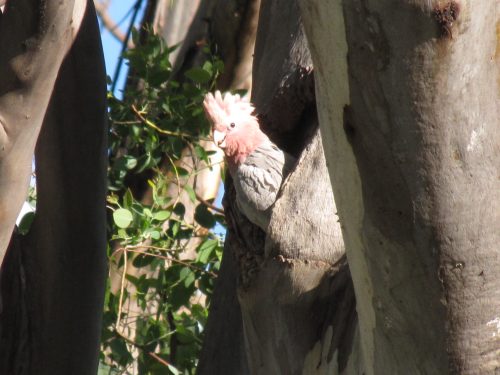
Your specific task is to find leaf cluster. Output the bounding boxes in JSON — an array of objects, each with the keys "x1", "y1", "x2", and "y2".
[{"x1": 100, "y1": 30, "x2": 225, "y2": 375}]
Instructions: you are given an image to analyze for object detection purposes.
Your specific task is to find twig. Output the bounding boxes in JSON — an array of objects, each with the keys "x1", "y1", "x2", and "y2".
[
  {"x1": 112, "y1": 244, "x2": 183, "y2": 255},
  {"x1": 195, "y1": 192, "x2": 225, "y2": 215},
  {"x1": 110, "y1": 0, "x2": 143, "y2": 93},
  {"x1": 148, "y1": 352, "x2": 171, "y2": 368},
  {"x1": 114, "y1": 247, "x2": 218, "y2": 278},
  {"x1": 114, "y1": 329, "x2": 173, "y2": 368},
  {"x1": 165, "y1": 154, "x2": 183, "y2": 209},
  {"x1": 131, "y1": 104, "x2": 192, "y2": 138},
  {"x1": 94, "y1": 0, "x2": 134, "y2": 48},
  {"x1": 113, "y1": 120, "x2": 141, "y2": 125},
  {"x1": 116, "y1": 246, "x2": 128, "y2": 328}
]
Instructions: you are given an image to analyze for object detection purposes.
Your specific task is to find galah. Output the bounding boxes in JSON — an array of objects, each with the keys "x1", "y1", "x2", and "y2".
[{"x1": 203, "y1": 91, "x2": 295, "y2": 230}]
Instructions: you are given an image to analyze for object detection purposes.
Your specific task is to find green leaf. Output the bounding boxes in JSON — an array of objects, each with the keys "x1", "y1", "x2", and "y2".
[
  {"x1": 202, "y1": 61, "x2": 213, "y2": 75},
  {"x1": 136, "y1": 153, "x2": 154, "y2": 173},
  {"x1": 153, "y1": 210, "x2": 170, "y2": 221},
  {"x1": 123, "y1": 189, "x2": 134, "y2": 208},
  {"x1": 184, "y1": 67, "x2": 212, "y2": 84},
  {"x1": 132, "y1": 253, "x2": 155, "y2": 269},
  {"x1": 98, "y1": 362, "x2": 121, "y2": 375},
  {"x1": 194, "y1": 144, "x2": 208, "y2": 162},
  {"x1": 18, "y1": 211, "x2": 35, "y2": 235},
  {"x1": 165, "y1": 265, "x2": 196, "y2": 309},
  {"x1": 173, "y1": 203, "x2": 185, "y2": 217},
  {"x1": 170, "y1": 221, "x2": 180, "y2": 237},
  {"x1": 180, "y1": 267, "x2": 195, "y2": 288},
  {"x1": 214, "y1": 213, "x2": 226, "y2": 227},
  {"x1": 196, "y1": 239, "x2": 218, "y2": 263},
  {"x1": 175, "y1": 167, "x2": 190, "y2": 177},
  {"x1": 194, "y1": 204, "x2": 216, "y2": 228},
  {"x1": 109, "y1": 338, "x2": 133, "y2": 366},
  {"x1": 113, "y1": 208, "x2": 133, "y2": 228},
  {"x1": 150, "y1": 230, "x2": 161, "y2": 240},
  {"x1": 220, "y1": 166, "x2": 226, "y2": 182},
  {"x1": 214, "y1": 59, "x2": 225, "y2": 73},
  {"x1": 184, "y1": 185, "x2": 196, "y2": 203},
  {"x1": 122, "y1": 155, "x2": 138, "y2": 170},
  {"x1": 143, "y1": 208, "x2": 152, "y2": 218},
  {"x1": 167, "y1": 363, "x2": 180, "y2": 375},
  {"x1": 149, "y1": 70, "x2": 171, "y2": 86}
]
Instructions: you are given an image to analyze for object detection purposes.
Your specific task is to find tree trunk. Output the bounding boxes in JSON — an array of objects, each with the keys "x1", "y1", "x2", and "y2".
[
  {"x1": 0, "y1": 0, "x2": 86, "y2": 263},
  {"x1": 0, "y1": 1, "x2": 108, "y2": 374},
  {"x1": 198, "y1": 1, "x2": 355, "y2": 374},
  {"x1": 300, "y1": 0, "x2": 500, "y2": 373},
  {"x1": 153, "y1": 0, "x2": 201, "y2": 65},
  {"x1": 200, "y1": 0, "x2": 499, "y2": 374}
]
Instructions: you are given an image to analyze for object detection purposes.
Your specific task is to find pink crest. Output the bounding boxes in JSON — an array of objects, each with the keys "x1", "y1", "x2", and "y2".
[{"x1": 203, "y1": 91, "x2": 256, "y2": 129}]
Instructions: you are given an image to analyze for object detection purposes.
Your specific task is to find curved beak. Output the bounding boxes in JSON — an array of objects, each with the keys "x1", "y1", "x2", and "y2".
[{"x1": 213, "y1": 129, "x2": 227, "y2": 148}]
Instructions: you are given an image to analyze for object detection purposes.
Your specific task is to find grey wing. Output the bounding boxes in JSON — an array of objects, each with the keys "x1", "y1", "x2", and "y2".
[
  {"x1": 235, "y1": 162, "x2": 281, "y2": 211},
  {"x1": 235, "y1": 142, "x2": 285, "y2": 211}
]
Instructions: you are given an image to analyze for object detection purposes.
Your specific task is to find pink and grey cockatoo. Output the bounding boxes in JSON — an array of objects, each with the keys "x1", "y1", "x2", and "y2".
[{"x1": 203, "y1": 91, "x2": 295, "y2": 230}]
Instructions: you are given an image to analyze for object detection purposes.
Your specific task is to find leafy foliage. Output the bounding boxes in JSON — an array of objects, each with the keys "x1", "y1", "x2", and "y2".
[
  {"x1": 17, "y1": 186, "x2": 37, "y2": 235},
  {"x1": 100, "y1": 30, "x2": 225, "y2": 374}
]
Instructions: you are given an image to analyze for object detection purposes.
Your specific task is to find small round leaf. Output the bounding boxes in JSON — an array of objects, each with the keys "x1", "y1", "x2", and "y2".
[{"x1": 113, "y1": 208, "x2": 133, "y2": 229}]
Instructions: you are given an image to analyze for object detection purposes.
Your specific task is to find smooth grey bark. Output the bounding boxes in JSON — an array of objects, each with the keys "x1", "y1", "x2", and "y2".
[
  {"x1": 165, "y1": 0, "x2": 260, "y2": 90},
  {"x1": 300, "y1": 0, "x2": 500, "y2": 373},
  {"x1": 199, "y1": 1, "x2": 354, "y2": 374},
  {"x1": 0, "y1": 0, "x2": 86, "y2": 264},
  {"x1": 154, "y1": 0, "x2": 201, "y2": 64},
  {"x1": 0, "y1": 1, "x2": 107, "y2": 374}
]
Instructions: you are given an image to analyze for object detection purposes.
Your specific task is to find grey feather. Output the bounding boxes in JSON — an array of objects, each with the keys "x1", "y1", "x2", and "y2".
[{"x1": 232, "y1": 139, "x2": 295, "y2": 230}]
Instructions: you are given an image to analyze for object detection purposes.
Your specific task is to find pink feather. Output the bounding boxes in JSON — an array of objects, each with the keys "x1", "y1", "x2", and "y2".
[
  {"x1": 203, "y1": 91, "x2": 296, "y2": 229},
  {"x1": 203, "y1": 91, "x2": 267, "y2": 166}
]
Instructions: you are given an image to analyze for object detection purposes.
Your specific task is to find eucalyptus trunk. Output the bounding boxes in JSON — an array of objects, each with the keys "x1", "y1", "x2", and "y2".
[
  {"x1": 198, "y1": 1, "x2": 350, "y2": 374},
  {"x1": 199, "y1": 0, "x2": 500, "y2": 374},
  {"x1": 300, "y1": 0, "x2": 500, "y2": 373},
  {"x1": 0, "y1": 1, "x2": 108, "y2": 374}
]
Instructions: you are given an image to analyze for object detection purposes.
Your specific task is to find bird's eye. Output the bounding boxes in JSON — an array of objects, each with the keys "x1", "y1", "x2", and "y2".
[{"x1": 230, "y1": 122, "x2": 236, "y2": 128}]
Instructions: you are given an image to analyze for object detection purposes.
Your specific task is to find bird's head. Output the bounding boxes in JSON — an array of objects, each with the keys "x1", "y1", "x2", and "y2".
[{"x1": 203, "y1": 91, "x2": 267, "y2": 165}]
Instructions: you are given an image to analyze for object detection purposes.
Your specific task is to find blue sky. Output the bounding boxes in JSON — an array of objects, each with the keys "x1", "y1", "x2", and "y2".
[{"x1": 99, "y1": 0, "x2": 147, "y2": 97}]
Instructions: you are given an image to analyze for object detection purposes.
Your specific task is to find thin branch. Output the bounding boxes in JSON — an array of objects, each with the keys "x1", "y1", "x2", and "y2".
[
  {"x1": 148, "y1": 351, "x2": 172, "y2": 368},
  {"x1": 113, "y1": 120, "x2": 141, "y2": 125},
  {"x1": 111, "y1": 0, "x2": 143, "y2": 93},
  {"x1": 94, "y1": 0, "x2": 134, "y2": 48},
  {"x1": 131, "y1": 104, "x2": 192, "y2": 138},
  {"x1": 116, "y1": 247, "x2": 128, "y2": 328},
  {"x1": 113, "y1": 247, "x2": 218, "y2": 278},
  {"x1": 114, "y1": 329, "x2": 174, "y2": 369},
  {"x1": 165, "y1": 154, "x2": 183, "y2": 209},
  {"x1": 117, "y1": 244, "x2": 184, "y2": 253},
  {"x1": 195, "y1": 192, "x2": 225, "y2": 215}
]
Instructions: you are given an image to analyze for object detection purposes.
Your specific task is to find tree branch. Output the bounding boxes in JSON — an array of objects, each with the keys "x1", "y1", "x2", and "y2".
[
  {"x1": 94, "y1": 0, "x2": 134, "y2": 48},
  {"x1": 195, "y1": 192, "x2": 225, "y2": 215}
]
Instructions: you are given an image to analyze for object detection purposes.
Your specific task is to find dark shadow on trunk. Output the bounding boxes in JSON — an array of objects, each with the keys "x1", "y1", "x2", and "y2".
[{"x1": 0, "y1": 2, "x2": 108, "y2": 374}]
